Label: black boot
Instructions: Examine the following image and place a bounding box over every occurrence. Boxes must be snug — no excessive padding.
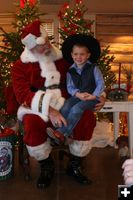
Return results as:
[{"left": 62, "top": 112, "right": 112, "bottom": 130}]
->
[
  {"left": 66, "top": 155, "right": 92, "bottom": 185},
  {"left": 37, "top": 156, "right": 54, "bottom": 189}
]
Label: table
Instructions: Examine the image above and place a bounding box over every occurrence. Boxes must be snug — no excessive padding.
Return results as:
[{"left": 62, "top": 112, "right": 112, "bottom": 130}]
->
[{"left": 100, "top": 101, "right": 133, "bottom": 157}]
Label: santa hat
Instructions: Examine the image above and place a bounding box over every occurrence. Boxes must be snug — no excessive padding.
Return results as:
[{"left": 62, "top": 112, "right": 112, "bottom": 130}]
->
[
  {"left": 62, "top": 34, "right": 101, "bottom": 64},
  {"left": 21, "top": 19, "right": 48, "bottom": 50}
]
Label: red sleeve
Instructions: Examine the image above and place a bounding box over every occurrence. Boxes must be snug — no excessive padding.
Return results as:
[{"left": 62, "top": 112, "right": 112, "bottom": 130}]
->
[{"left": 11, "top": 60, "right": 34, "bottom": 107}]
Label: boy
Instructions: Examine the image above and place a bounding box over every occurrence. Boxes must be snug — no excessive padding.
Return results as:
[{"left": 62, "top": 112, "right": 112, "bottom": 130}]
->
[{"left": 47, "top": 34, "right": 105, "bottom": 144}]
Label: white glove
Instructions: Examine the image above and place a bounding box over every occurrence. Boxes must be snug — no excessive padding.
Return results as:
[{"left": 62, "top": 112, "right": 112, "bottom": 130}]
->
[{"left": 122, "top": 159, "right": 133, "bottom": 185}]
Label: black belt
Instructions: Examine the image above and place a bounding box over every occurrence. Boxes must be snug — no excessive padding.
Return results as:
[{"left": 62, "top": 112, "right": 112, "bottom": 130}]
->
[
  {"left": 44, "top": 84, "right": 60, "bottom": 90},
  {"left": 31, "top": 84, "right": 61, "bottom": 92}
]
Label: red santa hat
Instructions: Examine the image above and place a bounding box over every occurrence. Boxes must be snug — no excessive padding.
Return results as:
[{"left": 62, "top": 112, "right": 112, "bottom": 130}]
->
[{"left": 21, "top": 19, "right": 48, "bottom": 50}]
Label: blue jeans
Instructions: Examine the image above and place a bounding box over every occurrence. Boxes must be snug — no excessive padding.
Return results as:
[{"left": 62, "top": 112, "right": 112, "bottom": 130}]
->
[{"left": 57, "top": 96, "right": 99, "bottom": 137}]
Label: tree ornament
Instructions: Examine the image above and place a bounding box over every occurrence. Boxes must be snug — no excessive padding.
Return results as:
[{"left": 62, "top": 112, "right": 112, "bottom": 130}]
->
[
  {"left": 20, "top": 0, "right": 26, "bottom": 8},
  {"left": 20, "top": 0, "right": 36, "bottom": 8}
]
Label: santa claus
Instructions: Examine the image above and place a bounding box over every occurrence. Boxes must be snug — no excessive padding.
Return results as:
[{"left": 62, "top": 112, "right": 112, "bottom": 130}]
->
[{"left": 11, "top": 19, "right": 105, "bottom": 189}]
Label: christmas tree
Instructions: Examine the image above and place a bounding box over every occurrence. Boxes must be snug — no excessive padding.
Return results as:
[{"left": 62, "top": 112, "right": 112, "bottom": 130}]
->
[
  {"left": 0, "top": 0, "right": 44, "bottom": 113},
  {"left": 58, "top": 0, "right": 94, "bottom": 40},
  {"left": 97, "top": 46, "right": 116, "bottom": 90},
  {"left": 58, "top": 0, "right": 116, "bottom": 91}
]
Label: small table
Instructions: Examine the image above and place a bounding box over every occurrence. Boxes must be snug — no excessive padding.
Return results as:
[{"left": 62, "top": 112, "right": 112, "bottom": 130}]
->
[{"left": 100, "top": 101, "right": 133, "bottom": 157}]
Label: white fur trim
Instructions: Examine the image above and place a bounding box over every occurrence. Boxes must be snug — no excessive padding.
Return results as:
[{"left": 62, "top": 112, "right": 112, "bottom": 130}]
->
[
  {"left": 21, "top": 33, "right": 37, "bottom": 50},
  {"left": 26, "top": 139, "right": 52, "bottom": 161},
  {"left": 17, "top": 105, "right": 48, "bottom": 122},
  {"left": 69, "top": 140, "right": 92, "bottom": 157},
  {"left": 44, "top": 70, "right": 60, "bottom": 87},
  {"left": 21, "top": 47, "right": 38, "bottom": 63},
  {"left": 31, "top": 90, "right": 45, "bottom": 112},
  {"left": 39, "top": 58, "right": 57, "bottom": 78},
  {"left": 41, "top": 92, "right": 52, "bottom": 118},
  {"left": 53, "top": 96, "right": 65, "bottom": 110},
  {"left": 17, "top": 90, "right": 51, "bottom": 122}
]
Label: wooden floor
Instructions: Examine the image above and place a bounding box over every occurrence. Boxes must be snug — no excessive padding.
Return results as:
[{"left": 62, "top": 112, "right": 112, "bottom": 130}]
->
[{"left": 0, "top": 146, "right": 124, "bottom": 200}]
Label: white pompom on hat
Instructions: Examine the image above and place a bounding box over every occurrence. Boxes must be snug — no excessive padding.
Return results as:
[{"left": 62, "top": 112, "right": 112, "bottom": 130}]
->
[{"left": 21, "top": 19, "right": 48, "bottom": 50}]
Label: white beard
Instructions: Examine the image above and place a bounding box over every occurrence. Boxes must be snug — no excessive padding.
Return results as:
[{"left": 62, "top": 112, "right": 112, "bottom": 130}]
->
[
  {"left": 20, "top": 44, "right": 62, "bottom": 78},
  {"left": 38, "top": 54, "right": 57, "bottom": 78}
]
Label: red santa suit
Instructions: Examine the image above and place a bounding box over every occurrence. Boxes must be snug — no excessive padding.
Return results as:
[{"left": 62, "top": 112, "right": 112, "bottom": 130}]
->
[{"left": 11, "top": 20, "right": 96, "bottom": 161}]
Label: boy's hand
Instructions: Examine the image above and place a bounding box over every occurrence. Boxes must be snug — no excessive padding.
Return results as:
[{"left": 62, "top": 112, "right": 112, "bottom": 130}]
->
[
  {"left": 75, "top": 92, "right": 96, "bottom": 101},
  {"left": 84, "top": 93, "right": 96, "bottom": 100}
]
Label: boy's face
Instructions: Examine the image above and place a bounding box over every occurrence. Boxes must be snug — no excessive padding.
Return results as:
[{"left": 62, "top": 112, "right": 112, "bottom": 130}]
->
[{"left": 71, "top": 45, "right": 90, "bottom": 66}]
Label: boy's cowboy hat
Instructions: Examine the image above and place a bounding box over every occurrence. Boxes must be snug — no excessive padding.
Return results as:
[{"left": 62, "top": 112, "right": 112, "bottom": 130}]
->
[{"left": 61, "top": 34, "right": 101, "bottom": 64}]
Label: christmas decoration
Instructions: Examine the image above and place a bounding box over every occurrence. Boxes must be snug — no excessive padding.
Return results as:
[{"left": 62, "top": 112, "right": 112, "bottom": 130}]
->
[
  {"left": 58, "top": 0, "right": 94, "bottom": 41},
  {"left": 108, "top": 63, "right": 129, "bottom": 101},
  {"left": 0, "top": 126, "right": 15, "bottom": 137},
  {"left": 97, "top": 46, "right": 116, "bottom": 91},
  {"left": 13, "top": 0, "right": 44, "bottom": 33},
  {"left": 20, "top": 0, "right": 37, "bottom": 8},
  {"left": 122, "top": 64, "right": 133, "bottom": 94}
]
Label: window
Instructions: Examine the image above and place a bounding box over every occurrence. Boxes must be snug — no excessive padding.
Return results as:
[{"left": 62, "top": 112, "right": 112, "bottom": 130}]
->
[{"left": 43, "top": 20, "right": 54, "bottom": 37}]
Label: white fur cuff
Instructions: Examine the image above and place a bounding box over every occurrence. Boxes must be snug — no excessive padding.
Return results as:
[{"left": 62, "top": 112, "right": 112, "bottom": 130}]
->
[
  {"left": 31, "top": 90, "right": 45, "bottom": 112},
  {"left": 21, "top": 33, "right": 37, "bottom": 50},
  {"left": 17, "top": 105, "right": 48, "bottom": 122},
  {"left": 69, "top": 140, "right": 92, "bottom": 157},
  {"left": 26, "top": 139, "right": 52, "bottom": 161},
  {"left": 41, "top": 92, "right": 52, "bottom": 118}
]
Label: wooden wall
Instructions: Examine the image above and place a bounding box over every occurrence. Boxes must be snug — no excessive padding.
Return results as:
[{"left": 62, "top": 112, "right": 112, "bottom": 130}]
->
[
  {"left": 0, "top": 13, "right": 14, "bottom": 47},
  {"left": 96, "top": 14, "right": 133, "bottom": 87}
]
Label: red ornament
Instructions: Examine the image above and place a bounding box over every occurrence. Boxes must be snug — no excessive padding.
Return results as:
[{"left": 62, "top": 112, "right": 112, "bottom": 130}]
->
[
  {"left": 76, "top": 10, "right": 81, "bottom": 18},
  {"left": 20, "top": 0, "right": 36, "bottom": 8},
  {"left": 69, "top": 30, "right": 76, "bottom": 35},
  {"left": 20, "top": 0, "right": 26, "bottom": 8},
  {"left": 127, "top": 84, "right": 132, "bottom": 93},
  {"left": 62, "top": 27, "right": 69, "bottom": 32},
  {"left": 0, "top": 127, "right": 15, "bottom": 137},
  {"left": 76, "top": 0, "right": 82, "bottom": 4},
  {"left": 63, "top": 3, "right": 69, "bottom": 9}
]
